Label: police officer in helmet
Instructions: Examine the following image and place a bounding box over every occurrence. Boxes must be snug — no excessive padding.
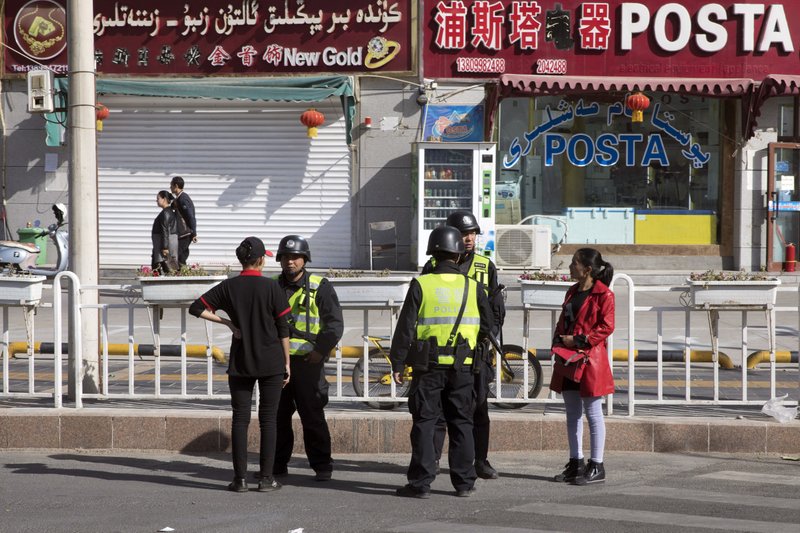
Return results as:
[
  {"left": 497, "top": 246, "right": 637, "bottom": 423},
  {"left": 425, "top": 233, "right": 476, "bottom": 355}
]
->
[
  {"left": 422, "top": 210, "right": 505, "bottom": 480},
  {"left": 391, "top": 225, "right": 494, "bottom": 498},
  {"left": 273, "top": 235, "right": 343, "bottom": 481}
]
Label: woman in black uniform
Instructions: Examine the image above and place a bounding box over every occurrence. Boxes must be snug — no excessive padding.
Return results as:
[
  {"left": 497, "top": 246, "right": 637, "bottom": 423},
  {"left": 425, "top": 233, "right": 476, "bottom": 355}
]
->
[{"left": 190, "top": 236, "right": 291, "bottom": 492}]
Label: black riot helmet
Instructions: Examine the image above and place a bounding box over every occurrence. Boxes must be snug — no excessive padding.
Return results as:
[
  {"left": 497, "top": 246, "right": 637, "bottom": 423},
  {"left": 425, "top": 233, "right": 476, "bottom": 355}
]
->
[
  {"left": 276, "top": 234, "right": 311, "bottom": 262},
  {"left": 445, "top": 211, "right": 481, "bottom": 234},
  {"left": 426, "top": 225, "right": 465, "bottom": 255}
]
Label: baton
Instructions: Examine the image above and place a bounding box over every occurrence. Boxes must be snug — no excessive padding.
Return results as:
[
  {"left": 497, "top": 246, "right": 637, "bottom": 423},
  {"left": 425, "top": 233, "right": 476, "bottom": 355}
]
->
[{"left": 487, "top": 331, "right": 514, "bottom": 379}]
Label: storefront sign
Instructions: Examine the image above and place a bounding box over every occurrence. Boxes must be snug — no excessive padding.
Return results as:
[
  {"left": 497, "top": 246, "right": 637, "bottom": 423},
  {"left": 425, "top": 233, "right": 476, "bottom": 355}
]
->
[
  {"left": 423, "top": 1, "right": 800, "bottom": 78},
  {"left": 4, "top": 0, "right": 414, "bottom": 75},
  {"left": 503, "top": 97, "right": 709, "bottom": 169},
  {"left": 423, "top": 104, "right": 485, "bottom": 142},
  {"left": 768, "top": 201, "right": 800, "bottom": 211}
]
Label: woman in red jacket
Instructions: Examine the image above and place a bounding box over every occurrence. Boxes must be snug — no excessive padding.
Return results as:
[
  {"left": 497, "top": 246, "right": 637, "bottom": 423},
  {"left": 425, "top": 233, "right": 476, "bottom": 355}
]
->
[{"left": 550, "top": 248, "right": 615, "bottom": 486}]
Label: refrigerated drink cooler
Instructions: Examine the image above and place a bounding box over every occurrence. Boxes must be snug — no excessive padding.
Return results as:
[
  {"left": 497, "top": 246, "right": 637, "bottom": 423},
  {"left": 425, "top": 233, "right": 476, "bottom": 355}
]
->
[{"left": 413, "top": 142, "right": 496, "bottom": 268}]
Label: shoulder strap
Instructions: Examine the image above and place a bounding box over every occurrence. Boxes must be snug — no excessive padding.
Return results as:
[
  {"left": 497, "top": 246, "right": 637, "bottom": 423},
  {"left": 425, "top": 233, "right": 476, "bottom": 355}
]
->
[{"left": 447, "top": 275, "right": 470, "bottom": 347}]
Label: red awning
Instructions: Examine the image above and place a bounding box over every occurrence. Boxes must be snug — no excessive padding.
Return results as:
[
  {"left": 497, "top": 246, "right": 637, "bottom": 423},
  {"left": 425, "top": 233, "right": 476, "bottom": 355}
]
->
[
  {"left": 759, "top": 75, "right": 800, "bottom": 96},
  {"left": 743, "top": 75, "right": 800, "bottom": 139},
  {"left": 499, "top": 74, "right": 755, "bottom": 97}
]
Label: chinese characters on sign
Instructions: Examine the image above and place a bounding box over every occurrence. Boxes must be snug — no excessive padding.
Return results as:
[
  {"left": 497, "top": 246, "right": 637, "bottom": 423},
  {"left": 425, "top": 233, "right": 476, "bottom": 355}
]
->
[
  {"left": 424, "top": 1, "right": 800, "bottom": 79},
  {"left": 433, "top": 1, "right": 608, "bottom": 53},
  {"left": 4, "top": 0, "right": 413, "bottom": 75}
]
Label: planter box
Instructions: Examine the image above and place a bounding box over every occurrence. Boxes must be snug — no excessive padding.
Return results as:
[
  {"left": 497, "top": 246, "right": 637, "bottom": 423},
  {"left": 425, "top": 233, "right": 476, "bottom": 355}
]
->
[
  {"left": 686, "top": 278, "right": 781, "bottom": 308},
  {"left": 329, "top": 276, "right": 413, "bottom": 306},
  {"left": 0, "top": 275, "right": 46, "bottom": 305},
  {"left": 138, "top": 275, "right": 227, "bottom": 304},
  {"left": 520, "top": 280, "right": 573, "bottom": 309}
]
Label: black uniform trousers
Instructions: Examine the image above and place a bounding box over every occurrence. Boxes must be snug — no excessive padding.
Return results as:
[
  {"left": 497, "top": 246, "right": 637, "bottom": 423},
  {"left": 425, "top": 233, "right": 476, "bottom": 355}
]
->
[
  {"left": 407, "top": 364, "right": 476, "bottom": 492},
  {"left": 228, "top": 373, "right": 284, "bottom": 480},
  {"left": 433, "top": 360, "right": 491, "bottom": 462},
  {"left": 274, "top": 357, "right": 333, "bottom": 473}
]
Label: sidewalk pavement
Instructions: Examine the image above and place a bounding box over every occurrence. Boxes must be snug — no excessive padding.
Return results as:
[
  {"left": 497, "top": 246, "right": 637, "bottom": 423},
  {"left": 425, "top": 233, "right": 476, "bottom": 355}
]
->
[{"left": 2, "top": 405, "right": 799, "bottom": 455}]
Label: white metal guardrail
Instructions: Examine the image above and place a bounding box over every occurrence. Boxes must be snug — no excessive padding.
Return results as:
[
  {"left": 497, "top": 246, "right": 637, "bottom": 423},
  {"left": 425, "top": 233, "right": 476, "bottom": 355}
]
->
[{"left": 0, "top": 272, "right": 797, "bottom": 413}]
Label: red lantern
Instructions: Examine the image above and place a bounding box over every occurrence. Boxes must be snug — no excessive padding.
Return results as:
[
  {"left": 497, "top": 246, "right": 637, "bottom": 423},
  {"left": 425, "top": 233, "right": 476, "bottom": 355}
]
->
[
  {"left": 95, "top": 103, "right": 109, "bottom": 131},
  {"left": 300, "top": 108, "right": 325, "bottom": 138},
  {"left": 626, "top": 92, "right": 650, "bottom": 123}
]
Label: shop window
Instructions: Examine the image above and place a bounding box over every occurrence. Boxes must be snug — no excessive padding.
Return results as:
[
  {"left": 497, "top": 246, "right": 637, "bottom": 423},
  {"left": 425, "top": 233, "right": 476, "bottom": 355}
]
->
[{"left": 497, "top": 93, "right": 723, "bottom": 245}]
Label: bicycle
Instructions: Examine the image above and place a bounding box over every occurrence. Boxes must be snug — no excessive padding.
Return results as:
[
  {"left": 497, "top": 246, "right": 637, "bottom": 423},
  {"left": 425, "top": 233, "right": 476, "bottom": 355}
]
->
[
  {"left": 351, "top": 335, "right": 411, "bottom": 410},
  {"left": 351, "top": 335, "right": 543, "bottom": 410}
]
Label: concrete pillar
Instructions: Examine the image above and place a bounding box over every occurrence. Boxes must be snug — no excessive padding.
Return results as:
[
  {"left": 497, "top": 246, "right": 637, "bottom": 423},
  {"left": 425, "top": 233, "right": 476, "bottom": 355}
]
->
[{"left": 67, "top": 0, "right": 99, "bottom": 395}]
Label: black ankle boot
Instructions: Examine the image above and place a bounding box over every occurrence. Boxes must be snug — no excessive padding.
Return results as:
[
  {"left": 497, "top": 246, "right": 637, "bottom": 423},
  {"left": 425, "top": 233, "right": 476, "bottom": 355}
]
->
[
  {"left": 572, "top": 459, "right": 605, "bottom": 485},
  {"left": 227, "top": 478, "right": 248, "bottom": 492},
  {"left": 554, "top": 458, "right": 585, "bottom": 482}
]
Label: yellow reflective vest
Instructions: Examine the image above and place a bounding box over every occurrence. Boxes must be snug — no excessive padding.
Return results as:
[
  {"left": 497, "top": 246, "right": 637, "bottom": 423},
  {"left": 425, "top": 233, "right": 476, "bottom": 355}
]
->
[
  {"left": 415, "top": 273, "right": 480, "bottom": 366},
  {"left": 431, "top": 253, "right": 491, "bottom": 293},
  {"left": 275, "top": 274, "right": 322, "bottom": 356}
]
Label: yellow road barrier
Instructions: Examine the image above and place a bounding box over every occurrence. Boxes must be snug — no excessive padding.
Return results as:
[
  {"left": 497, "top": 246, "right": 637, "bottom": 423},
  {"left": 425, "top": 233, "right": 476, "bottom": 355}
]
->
[
  {"left": 7, "top": 342, "right": 226, "bottom": 363},
  {"left": 746, "top": 350, "right": 795, "bottom": 369}
]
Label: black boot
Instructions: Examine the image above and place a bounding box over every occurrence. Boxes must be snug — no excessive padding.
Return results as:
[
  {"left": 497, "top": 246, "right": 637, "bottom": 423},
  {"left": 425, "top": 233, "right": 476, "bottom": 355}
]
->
[
  {"left": 553, "top": 458, "right": 585, "bottom": 482},
  {"left": 573, "top": 459, "right": 605, "bottom": 485},
  {"left": 227, "top": 478, "right": 248, "bottom": 492}
]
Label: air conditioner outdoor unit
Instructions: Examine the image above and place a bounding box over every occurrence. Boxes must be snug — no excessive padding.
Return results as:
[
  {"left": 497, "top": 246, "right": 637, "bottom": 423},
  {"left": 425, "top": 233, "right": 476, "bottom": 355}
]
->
[{"left": 495, "top": 224, "right": 551, "bottom": 269}]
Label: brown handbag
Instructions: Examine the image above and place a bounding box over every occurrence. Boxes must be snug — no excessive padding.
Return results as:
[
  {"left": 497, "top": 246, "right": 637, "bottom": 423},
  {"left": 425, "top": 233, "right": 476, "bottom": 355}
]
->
[{"left": 551, "top": 345, "right": 589, "bottom": 383}]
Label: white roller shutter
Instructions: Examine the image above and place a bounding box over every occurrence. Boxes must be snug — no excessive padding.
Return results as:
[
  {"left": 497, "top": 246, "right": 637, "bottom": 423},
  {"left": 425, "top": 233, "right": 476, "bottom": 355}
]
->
[{"left": 97, "top": 96, "right": 351, "bottom": 269}]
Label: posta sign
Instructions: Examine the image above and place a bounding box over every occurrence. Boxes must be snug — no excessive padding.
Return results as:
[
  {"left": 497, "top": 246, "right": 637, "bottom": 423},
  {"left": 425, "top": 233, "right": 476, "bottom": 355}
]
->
[
  {"left": 503, "top": 98, "right": 710, "bottom": 170},
  {"left": 423, "top": 1, "right": 800, "bottom": 79},
  {"left": 4, "top": 0, "right": 413, "bottom": 75}
]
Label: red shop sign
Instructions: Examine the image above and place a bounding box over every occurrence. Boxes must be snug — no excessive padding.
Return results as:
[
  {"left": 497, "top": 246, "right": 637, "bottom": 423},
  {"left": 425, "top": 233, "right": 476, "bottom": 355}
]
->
[
  {"left": 423, "top": 0, "right": 800, "bottom": 79},
  {"left": 4, "top": 0, "right": 414, "bottom": 75}
]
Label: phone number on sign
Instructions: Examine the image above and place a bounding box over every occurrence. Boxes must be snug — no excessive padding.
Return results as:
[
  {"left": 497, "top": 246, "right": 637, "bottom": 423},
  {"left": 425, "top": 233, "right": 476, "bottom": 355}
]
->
[
  {"left": 455, "top": 57, "right": 506, "bottom": 74},
  {"left": 536, "top": 59, "right": 567, "bottom": 74}
]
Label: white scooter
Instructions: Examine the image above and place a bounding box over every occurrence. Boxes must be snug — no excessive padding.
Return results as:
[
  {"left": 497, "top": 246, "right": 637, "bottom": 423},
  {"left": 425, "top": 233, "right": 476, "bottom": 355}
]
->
[{"left": 0, "top": 203, "right": 68, "bottom": 276}]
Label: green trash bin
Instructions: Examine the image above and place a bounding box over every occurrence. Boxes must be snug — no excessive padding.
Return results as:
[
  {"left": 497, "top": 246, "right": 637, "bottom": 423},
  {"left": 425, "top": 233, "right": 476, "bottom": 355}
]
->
[{"left": 16, "top": 227, "right": 48, "bottom": 265}]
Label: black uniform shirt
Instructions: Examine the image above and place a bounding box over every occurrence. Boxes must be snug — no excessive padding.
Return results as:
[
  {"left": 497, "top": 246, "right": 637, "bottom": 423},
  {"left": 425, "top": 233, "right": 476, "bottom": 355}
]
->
[
  {"left": 277, "top": 270, "right": 344, "bottom": 356},
  {"left": 390, "top": 260, "right": 494, "bottom": 372},
  {"left": 189, "top": 270, "right": 291, "bottom": 377}
]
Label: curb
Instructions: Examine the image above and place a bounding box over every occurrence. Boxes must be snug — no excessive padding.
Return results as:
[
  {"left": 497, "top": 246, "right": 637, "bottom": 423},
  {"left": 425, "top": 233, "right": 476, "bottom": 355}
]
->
[{"left": 2, "top": 410, "right": 799, "bottom": 455}]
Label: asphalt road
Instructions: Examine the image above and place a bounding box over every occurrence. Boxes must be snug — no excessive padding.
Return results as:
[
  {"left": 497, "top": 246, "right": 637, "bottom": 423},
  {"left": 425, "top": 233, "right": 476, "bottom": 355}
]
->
[{"left": 2, "top": 450, "right": 799, "bottom": 533}]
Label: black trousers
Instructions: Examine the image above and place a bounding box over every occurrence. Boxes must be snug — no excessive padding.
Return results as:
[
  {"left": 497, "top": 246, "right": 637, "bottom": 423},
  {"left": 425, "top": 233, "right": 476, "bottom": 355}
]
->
[
  {"left": 407, "top": 365, "right": 476, "bottom": 492},
  {"left": 177, "top": 237, "right": 192, "bottom": 266},
  {"left": 434, "top": 361, "right": 491, "bottom": 462},
  {"left": 274, "top": 358, "right": 332, "bottom": 473},
  {"left": 228, "top": 373, "right": 284, "bottom": 480}
]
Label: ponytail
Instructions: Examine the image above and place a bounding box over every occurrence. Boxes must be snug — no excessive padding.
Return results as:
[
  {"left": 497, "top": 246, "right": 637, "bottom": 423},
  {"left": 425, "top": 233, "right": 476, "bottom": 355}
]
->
[
  {"left": 575, "top": 247, "right": 614, "bottom": 286},
  {"left": 597, "top": 260, "right": 614, "bottom": 286}
]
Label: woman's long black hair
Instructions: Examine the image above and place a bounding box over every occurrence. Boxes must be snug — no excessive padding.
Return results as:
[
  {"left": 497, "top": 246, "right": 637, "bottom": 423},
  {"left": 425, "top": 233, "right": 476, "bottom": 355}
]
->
[{"left": 575, "top": 247, "right": 614, "bottom": 286}]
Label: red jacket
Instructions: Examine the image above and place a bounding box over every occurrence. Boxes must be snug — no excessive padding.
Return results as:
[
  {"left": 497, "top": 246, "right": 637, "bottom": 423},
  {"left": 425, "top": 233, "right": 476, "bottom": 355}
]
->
[{"left": 549, "top": 280, "right": 615, "bottom": 397}]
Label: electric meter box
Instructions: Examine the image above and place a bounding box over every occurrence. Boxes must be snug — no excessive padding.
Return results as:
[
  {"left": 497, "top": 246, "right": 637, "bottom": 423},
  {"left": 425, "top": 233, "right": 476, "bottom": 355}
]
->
[{"left": 27, "top": 70, "right": 55, "bottom": 113}]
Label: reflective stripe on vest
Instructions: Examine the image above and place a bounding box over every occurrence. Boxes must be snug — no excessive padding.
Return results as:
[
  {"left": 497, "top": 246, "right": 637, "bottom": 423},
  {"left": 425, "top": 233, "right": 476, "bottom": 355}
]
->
[
  {"left": 416, "top": 273, "right": 480, "bottom": 366},
  {"left": 275, "top": 274, "right": 322, "bottom": 356}
]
